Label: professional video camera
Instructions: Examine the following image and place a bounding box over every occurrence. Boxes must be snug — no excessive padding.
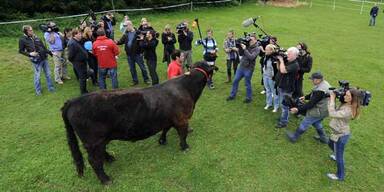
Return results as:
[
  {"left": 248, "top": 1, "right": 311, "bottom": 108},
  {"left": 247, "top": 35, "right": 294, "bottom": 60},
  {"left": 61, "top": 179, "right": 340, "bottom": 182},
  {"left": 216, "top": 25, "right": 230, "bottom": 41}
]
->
[
  {"left": 271, "top": 47, "right": 288, "bottom": 63},
  {"left": 136, "top": 29, "right": 160, "bottom": 40},
  {"left": 176, "top": 22, "right": 187, "bottom": 34},
  {"left": 328, "top": 80, "right": 372, "bottom": 106},
  {"left": 235, "top": 32, "right": 254, "bottom": 47},
  {"left": 39, "top": 21, "right": 59, "bottom": 33}
]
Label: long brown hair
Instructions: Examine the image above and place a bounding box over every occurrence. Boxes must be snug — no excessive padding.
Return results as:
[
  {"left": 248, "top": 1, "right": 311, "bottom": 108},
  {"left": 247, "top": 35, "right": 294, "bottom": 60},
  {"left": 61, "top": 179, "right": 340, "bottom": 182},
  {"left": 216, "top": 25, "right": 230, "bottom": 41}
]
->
[{"left": 349, "top": 88, "right": 362, "bottom": 119}]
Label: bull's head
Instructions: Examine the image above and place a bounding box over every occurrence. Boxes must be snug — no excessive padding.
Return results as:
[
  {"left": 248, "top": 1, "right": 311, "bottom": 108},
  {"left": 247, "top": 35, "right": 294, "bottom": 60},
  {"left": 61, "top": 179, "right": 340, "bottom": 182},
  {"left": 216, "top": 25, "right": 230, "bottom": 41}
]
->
[{"left": 191, "top": 61, "right": 219, "bottom": 79}]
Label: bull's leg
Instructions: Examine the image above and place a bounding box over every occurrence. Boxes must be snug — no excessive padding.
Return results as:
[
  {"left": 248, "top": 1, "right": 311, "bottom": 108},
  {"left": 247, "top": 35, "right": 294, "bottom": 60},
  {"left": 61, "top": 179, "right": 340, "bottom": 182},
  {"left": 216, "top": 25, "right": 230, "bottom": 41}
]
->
[
  {"left": 86, "top": 145, "right": 112, "bottom": 185},
  {"left": 175, "top": 124, "right": 189, "bottom": 151},
  {"left": 103, "top": 145, "right": 115, "bottom": 163},
  {"left": 159, "top": 126, "right": 171, "bottom": 145}
]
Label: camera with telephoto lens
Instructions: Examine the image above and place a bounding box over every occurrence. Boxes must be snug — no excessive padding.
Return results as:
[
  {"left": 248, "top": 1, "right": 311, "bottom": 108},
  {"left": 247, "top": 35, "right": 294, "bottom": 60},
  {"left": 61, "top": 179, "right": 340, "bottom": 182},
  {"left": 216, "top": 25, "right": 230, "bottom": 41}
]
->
[
  {"left": 327, "top": 80, "right": 372, "bottom": 106},
  {"left": 176, "top": 22, "right": 187, "bottom": 34},
  {"left": 39, "top": 21, "right": 59, "bottom": 33}
]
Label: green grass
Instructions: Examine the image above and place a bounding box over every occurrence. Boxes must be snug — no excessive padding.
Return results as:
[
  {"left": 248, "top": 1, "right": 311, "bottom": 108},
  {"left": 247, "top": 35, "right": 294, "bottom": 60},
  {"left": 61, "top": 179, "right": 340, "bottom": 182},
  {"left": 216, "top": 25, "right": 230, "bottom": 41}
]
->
[{"left": 1, "top": 2, "right": 384, "bottom": 191}]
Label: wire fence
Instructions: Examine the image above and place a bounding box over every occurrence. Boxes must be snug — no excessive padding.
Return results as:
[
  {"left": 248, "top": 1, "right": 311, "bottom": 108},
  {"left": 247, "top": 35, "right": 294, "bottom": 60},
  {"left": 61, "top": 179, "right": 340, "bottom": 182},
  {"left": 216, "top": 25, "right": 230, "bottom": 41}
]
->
[{"left": 305, "top": 0, "right": 382, "bottom": 14}]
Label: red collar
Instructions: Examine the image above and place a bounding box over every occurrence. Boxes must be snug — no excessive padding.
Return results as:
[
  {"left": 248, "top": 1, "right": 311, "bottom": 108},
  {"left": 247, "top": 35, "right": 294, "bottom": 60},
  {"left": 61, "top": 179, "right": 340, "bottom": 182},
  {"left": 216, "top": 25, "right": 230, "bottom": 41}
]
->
[{"left": 194, "top": 67, "right": 209, "bottom": 80}]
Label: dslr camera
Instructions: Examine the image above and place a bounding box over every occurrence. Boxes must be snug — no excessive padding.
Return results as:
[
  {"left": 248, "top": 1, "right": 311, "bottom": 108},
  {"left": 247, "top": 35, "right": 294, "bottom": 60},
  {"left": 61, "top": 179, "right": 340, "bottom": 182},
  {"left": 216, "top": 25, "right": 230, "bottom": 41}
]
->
[
  {"left": 39, "top": 21, "right": 59, "bottom": 33},
  {"left": 176, "top": 22, "right": 187, "bottom": 34}
]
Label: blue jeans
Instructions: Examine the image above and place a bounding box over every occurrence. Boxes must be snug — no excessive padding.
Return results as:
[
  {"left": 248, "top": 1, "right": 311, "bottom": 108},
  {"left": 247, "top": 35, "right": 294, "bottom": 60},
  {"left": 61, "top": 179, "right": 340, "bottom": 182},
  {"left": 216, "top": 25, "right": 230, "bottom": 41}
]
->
[
  {"left": 98, "top": 67, "right": 118, "bottom": 89},
  {"left": 369, "top": 16, "right": 376, "bottom": 26},
  {"left": 328, "top": 135, "right": 350, "bottom": 180},
  {"left": 32, "top": 59, "right": 55, "bottom": 94},
  {"left": 296, "top": 116, "right": 326, "bottom": 137},
  {"left": 229, "top": 67, "right": 254, "bottom": 100},
  {"left": 278, "top": 88, "right": 292, "bottom": 125},
  {"left": 127, "top": 54, "right": 149, "bottom": 83},
  {"left": 263, "top": 76, "right": 279, "bottom": 109}
]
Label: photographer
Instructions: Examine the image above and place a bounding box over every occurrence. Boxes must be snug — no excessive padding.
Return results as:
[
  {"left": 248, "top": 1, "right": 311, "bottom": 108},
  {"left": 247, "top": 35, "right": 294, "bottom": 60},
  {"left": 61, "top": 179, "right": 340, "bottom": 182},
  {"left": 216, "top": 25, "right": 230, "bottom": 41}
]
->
[
  {"left": 196, "top": 29, "right": 218, "bottom": 89},
  {"left": 261, "top": 44, "right": 279, "bottom": 112},
  {"left": 275, "top": 47, "right": 300, "bottom": 128},
  {"left": 177, "top": 20, "right": 194, "bottom": 71},
  {"left": 161, "top": 24, "right": 176, "bottom": 65},
  {"left": 286, "top": 72, "right": 330, "bottom": 143},
  {"left": 19, "top": 25, "right": 55, "bottom": 96},
  {"left": 226, "top": 34, "right": 260, "bottom": 103},
  {"left": 116, "top": 20, "right": 150, "bottom": 86},
  {"left": 223, "top": 30, "right": 239, "bottom": 83},
  {"left": 43, "top": 21, "right": 70, "bottom": 84},
  {"left": 259, "top": 36, "right": 278, "bottom": 94},
  {"left": 139, "top": 30, "right": 159, "bottom": 85},
  {"left": 101, "top": 12, "right": 116, "bottom": 40},
  {"left": 326, "top": 88, "right": 362, "bottom": 181},
  {"left": 293, "top": 42, "right": 312, "bottom": 98},
  {"left": 67, "top": 28, "right": 89, "bottom": 95}
]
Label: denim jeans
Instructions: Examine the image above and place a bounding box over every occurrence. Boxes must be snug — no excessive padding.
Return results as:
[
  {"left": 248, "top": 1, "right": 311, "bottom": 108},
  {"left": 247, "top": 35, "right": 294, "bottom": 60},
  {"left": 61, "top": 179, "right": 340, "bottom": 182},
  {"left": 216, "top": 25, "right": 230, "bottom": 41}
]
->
[
  {"left": 32, "top": 59, "right": 55, "bottom": 94},
  {"left": 328, "top": 134, "right": 350, "bottom": 180},
  {"left": 98, "top": 67, "right": 118, "bottom": 89},
  {"left": 278, "top": 88, "right": 292, "bottom": 125},
  {"left": 146, "top": 59, "right": 159, "bottom": 85},
  {"left": 127, "top": 54, "right": 149, "bottom": 83},
  {"left": 296, "top": 116, "right": 326, "bottom": 137},
  {"left": 229, "top": 67, "right": 254, "bottom": 100},
  {"left": 263, "top": 76, "right": 279, "bottom": 109},
  {"left": 369, "top": 16, "right": 376, "bottom": 26}
]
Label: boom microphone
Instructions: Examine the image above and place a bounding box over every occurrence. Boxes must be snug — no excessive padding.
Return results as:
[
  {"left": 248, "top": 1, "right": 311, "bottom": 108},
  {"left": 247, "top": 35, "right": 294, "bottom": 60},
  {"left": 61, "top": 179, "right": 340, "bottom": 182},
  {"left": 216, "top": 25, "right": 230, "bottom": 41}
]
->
[{"left": 242, "top": 16, "right": 261, "bottom": 27}]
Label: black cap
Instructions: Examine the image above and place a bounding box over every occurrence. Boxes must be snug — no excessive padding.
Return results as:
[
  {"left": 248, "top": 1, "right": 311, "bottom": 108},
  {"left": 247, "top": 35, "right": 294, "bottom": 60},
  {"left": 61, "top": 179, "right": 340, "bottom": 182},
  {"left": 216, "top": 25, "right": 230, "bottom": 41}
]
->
[{"left": 309, "top": 71, "right": 323, "bottom": 80}]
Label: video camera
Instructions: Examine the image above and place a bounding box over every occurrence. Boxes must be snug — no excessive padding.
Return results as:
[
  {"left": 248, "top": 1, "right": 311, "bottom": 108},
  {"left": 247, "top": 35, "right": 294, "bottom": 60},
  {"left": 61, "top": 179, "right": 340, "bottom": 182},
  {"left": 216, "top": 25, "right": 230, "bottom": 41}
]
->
[
  {"left": 328, "top": 80, "right": 372, "bottom": 106},
  {"left": 136, "top": 29, "right": 160, "bottom": 40},
  {"left": 176, "top": 22, "right": 187, "bottom": 34},
  {"left": 235, "top": 32, "right": 254, "bottom": 47},
  {"left": 39, "top": 21, "right": 59, "bottom": 33}
]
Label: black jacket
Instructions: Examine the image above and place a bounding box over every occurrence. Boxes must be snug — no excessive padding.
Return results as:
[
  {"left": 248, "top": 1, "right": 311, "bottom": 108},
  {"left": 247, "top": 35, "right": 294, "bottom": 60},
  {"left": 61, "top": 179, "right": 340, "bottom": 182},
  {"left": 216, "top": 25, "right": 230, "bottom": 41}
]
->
[
  {"left": 18, "top": 35, "right": 49, "bottom": 61},
  {"left": 161, "top": 32, "right": 176, "bottom": 52},
  {"left": 67, "top": 38, "right": 88, "bottom": 63},
  {"left": 276, "top": 59, "right": 299, "bottom": 93},
  {"left": 297, "top": 91, "right": 326, "bottom": 114},
  {"left": 297, "top": 53, "right": 312, "bottom": 79},
  {"left": 177, "top": 30, "right": 193, "bottom": 51},
  {"left": 140, "top": 38, "right": 158, "bottom": 60},
  {"left": 117, "top": 30, "right": 143, "bottom": 56},
  {"left": 101, "top": 15, "right": 116, "bottom": 39},
  {"left": 370, "top": 6, "right": 379, "bottom": 17}
]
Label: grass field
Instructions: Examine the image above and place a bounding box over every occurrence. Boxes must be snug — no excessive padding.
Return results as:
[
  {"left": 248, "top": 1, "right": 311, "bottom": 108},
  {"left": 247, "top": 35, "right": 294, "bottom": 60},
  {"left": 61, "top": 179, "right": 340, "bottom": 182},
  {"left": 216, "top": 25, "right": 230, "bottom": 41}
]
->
[{"left": 0, "top": 1, "right": 383, "bottom": 191}]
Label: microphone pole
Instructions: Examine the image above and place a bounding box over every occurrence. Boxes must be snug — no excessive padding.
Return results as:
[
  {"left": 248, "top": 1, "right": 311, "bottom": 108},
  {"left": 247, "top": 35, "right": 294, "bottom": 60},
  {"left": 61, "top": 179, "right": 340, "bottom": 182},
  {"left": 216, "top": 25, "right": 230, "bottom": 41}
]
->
[{"left": 194, "top": 18, "right": 205, "bottom": 49}]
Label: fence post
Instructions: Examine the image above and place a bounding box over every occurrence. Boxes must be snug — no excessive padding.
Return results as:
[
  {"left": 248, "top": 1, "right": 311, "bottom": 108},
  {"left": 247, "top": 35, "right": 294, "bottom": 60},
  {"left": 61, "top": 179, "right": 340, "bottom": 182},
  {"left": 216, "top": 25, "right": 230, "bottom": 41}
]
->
[
  {"left": 360, "top": 0, "right": 364, "bottom": 14},
  {"left": 310, "top": 0, "right": 312, "bottom": 8},
  {"left": 191, "top": 0, "right": 193, "bottom": 11},
  {"left": 239, "top": 0, "right": 242, "bottom": 6},
  {"left": 333, "top": 0, "right": 336, "bottom": 10}
]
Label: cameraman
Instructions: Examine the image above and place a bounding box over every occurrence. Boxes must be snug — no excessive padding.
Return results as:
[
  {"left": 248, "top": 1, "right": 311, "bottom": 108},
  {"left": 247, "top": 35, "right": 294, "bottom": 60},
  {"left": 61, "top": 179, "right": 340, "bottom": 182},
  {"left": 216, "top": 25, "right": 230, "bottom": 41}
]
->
[
  {"left": 101, "top": 12, "right": 116, "bottom": 40},
  {"left": 177, "top": 21, "right": 194, "bottom": 71},
  {"left": 293, "top": 42, "right": 312, "bottom": 98},
  {"left": 275, "top": 47, "right": 300, "bottom": 128},
  {"left": 116, "top": 20, "right": 150, "bottom": 86},
  {"left": 226, "top": 34, "right": 260, "bottom": 103},
  {"left": 43, "top": 21, "right": 70, "bottom": 84},
  {"left": 19, "top": 25, "right": 55, "bottom": 96},
  {"left": 286, "top": 72, "right": 330, "bottom": 143}
]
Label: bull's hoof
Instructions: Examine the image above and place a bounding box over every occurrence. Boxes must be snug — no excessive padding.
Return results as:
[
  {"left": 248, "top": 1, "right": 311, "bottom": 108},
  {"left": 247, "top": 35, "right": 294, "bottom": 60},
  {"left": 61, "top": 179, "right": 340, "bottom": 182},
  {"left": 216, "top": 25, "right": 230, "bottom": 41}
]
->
[
  {"left": 158, "top": 139, "right": 167, "bottom": 145},
  {"left": 100, "top": 176, "right": 112, "bottom": 185},
  {"left": 181, "top": 144, "right": 189, "bottom": 151},
  {"left": 101, "top": 179, "right": 113, "bottom": 185}
]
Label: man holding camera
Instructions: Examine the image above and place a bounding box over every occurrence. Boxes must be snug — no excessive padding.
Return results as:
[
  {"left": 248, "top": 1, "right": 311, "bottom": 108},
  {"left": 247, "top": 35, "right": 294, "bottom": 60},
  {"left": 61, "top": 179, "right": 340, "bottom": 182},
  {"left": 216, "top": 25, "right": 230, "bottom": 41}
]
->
[
  {"left": 286, "top": 72, "right": 330, "bottom": 143},
  {"left": 116, "top": 20, "right": 150, "bottom": 86},
  {"left": 177, "top": 21, "right": 194, "bottom": 71},
  {"left": 275, "top": 47, "right": 300, "bottom": 128},
  {"left": 101, "top": 12, "right": 116, "bottom": 40},
  {"left": 19, "top": 25, "right": 55, "bottom": 96},
  {"left": 226, "top": 34, "right": 260, "bottom": 103},
  {"left": 43, "top": 22, "right": 70, "bottom": 85}
]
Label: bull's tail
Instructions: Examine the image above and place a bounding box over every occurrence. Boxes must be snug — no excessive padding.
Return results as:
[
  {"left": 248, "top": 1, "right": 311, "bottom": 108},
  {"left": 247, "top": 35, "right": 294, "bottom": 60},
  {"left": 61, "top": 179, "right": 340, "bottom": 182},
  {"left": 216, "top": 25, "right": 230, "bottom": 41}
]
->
[{"left": 62, "top": 102, "right": 84, "bottom": 177}]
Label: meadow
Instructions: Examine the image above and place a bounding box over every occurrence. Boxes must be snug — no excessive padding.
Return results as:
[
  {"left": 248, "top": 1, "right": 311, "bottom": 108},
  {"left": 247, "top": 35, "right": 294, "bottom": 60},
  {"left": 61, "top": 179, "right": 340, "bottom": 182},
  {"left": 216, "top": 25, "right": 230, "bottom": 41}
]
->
[{"left": 0, "top": 1, "right": 383, "bottom": 191}]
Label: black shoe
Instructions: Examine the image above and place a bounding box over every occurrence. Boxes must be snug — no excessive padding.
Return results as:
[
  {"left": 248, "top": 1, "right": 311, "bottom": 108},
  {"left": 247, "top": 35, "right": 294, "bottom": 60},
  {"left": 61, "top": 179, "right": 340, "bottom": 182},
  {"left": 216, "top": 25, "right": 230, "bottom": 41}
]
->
[
  {"left": 144, "top": 80, "right": 151, "bottom": 85},
  {"left": 275, "top": 123, "right": 287, "bottom": 128},
  {"left": 243, "top": 99, "right": 252, "bottom": 103},
  {"left": 131, "top": 82, "right": 139, "bottom": 86},
  {"left": 286, "top": 131, "right": 297, "bottom": 143},
  {"left": 226, "top": 96, "right": 235, "bottom": 101}
]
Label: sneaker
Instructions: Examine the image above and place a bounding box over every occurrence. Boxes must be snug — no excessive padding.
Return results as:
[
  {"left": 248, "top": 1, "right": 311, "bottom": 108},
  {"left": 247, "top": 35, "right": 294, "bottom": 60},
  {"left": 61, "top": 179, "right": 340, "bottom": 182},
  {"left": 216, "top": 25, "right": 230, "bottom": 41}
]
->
[
  {"left": 188, "top": 127, "right": 194, "bottom": 133},
  {"left": 62, "top": 76, "right": 71, "bottom": 80},
  {"left": 329, "top": 154, "right": 336, "bottom": 161},
  {"left": 326, "top": 173, "right": 341, "bottom": 181},
  {"left": 144, "top": 80, "right": 151, "bottom": 85},
  {"left": 56, "top": 80, "right": 64, "bottom": 85},
  {"left": 260, "top": 90, "right": 266, "bottom": 94},
  {"left": 272, "top": 108, "right": 278, "bottom": 113},
  {"left": 313, "top": 135, "right": 329, "bottom": 144},
  {"left": 264, "top": 105, "right": 271, "bottom": 110},
  {"left": 209, "top": 84, "right": 215, "bottom": 89},
  {"left": 243, "top": 99, "right": 252, "bottom": 103},
  {"left": 275, "top": 123, "right": 287, "bottom": 128},
  {"left": 286, "top": 131, "right": 297, "bottom": 143},
  {"left": 226, "top": 96, "right": 235, "bottom": 101},
  {"left": 35, "top": 92, "right": 42, "bottom": 96}
]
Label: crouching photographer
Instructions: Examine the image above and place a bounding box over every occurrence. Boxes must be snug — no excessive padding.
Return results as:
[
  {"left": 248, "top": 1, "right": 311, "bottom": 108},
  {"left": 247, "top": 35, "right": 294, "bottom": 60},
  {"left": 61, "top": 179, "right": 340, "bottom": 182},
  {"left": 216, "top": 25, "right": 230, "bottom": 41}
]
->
[
  {"left": 286, "top": 71, "right": 331, "bottom": 143},
  {"left": 325, "top": 82, "right": 370, "bottom": 181}
]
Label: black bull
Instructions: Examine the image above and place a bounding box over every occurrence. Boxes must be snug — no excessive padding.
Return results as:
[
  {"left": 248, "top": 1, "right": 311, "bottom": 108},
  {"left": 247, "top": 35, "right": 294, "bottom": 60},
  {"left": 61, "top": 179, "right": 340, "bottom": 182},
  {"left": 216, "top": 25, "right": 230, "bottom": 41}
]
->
[{"left": 61, "top": 61, "right": 217, "bottom": 184}]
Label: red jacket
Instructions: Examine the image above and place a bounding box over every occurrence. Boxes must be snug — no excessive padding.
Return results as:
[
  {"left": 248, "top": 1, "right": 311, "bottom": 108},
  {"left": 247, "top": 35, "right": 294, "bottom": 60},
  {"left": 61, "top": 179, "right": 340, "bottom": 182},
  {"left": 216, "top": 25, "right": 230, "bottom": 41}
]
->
[
  {"left": 92, "top": 36, "right": 120, "bottom": 68},
  {"left": 167, "top": 60, "right": 183, "bottom": 79}
]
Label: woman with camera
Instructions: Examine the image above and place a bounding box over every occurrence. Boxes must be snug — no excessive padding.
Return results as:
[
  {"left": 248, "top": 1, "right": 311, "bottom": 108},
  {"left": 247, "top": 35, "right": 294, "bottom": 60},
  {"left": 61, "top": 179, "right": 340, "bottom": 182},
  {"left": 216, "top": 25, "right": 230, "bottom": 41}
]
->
[
  {"left": 326, "top": 89, "right": 362, "bottom": 181},
  {"left": 196, "top": 29, "right": 218, "bottom": 89},
  {"left": 140, "top": 30, "right": 159, "bottom": 85},
  {"left": 261, "top": 44, "right": 279, "bottom": 112},
  {"left": 161, "top": 24, "right": 176, "bottom": 65}
]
